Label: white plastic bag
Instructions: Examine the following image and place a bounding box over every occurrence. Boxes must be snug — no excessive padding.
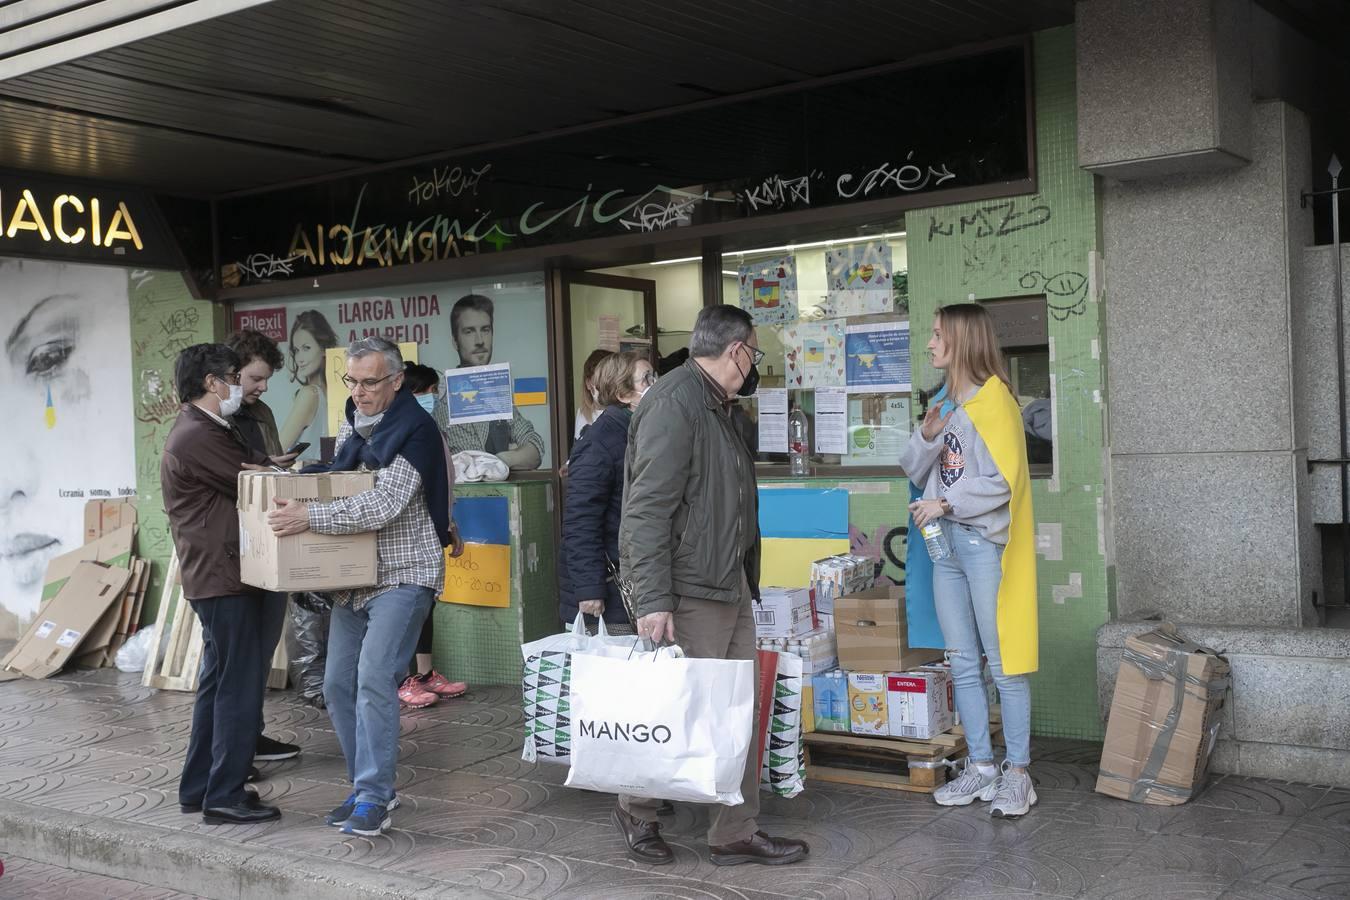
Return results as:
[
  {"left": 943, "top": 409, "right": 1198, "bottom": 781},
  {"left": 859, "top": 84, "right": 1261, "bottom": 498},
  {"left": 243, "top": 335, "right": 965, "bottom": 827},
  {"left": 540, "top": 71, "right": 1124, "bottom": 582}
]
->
[
  {"left": 520, "top": 614, "right": 639, "bottom": 763},
  {"left": 564, "top": 648, "right": 755, "bottom": 806},
  {"left": 114, "top": 627, "right": 156, "bottom": 673}
]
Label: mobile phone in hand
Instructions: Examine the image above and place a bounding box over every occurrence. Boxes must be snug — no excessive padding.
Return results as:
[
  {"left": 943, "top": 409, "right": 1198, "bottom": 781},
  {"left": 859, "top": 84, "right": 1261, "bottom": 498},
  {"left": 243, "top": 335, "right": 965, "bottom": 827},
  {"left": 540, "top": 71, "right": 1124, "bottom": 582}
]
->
[{"left": 287, "top": 441, "right": 311, "bottom": 456}]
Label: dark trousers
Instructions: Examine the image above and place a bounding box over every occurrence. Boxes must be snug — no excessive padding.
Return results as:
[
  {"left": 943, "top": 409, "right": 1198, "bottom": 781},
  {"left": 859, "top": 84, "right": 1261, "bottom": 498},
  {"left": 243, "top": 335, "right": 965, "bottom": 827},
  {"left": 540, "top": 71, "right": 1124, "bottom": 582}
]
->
[
  {"left": 179, "top": 593, "right": 269, "bottom": 809},
  {"left": 256, "top": 591, "right": 288, "bottom": 737}
]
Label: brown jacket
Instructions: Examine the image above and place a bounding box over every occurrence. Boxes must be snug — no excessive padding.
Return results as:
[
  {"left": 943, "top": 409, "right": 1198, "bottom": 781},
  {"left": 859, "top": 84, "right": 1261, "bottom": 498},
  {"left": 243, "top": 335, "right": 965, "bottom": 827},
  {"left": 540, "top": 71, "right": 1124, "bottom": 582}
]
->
[
  {"left": 161, "top": 404, "right": 269, "bottom": 600},
  {"left": 232, "top": 398, "right": 283, "bottom": 458}
]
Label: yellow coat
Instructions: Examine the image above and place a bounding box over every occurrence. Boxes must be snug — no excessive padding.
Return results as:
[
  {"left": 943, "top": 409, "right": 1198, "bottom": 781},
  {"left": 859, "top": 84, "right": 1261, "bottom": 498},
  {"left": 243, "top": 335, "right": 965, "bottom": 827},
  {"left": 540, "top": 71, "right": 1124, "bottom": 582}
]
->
[{"left": 962, "top": 377, "right": 1039, "bottom": 675}]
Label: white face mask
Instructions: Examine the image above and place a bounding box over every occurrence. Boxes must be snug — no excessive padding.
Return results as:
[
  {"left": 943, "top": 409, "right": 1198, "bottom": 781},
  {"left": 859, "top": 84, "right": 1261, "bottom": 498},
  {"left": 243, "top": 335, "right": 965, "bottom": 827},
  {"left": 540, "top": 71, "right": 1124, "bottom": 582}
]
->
[
  {"left": 219, "top": 383, "right": 244, "bottom": 418},
  {"left": 354, "top": 410, "right": 385, "bottom": 438}
]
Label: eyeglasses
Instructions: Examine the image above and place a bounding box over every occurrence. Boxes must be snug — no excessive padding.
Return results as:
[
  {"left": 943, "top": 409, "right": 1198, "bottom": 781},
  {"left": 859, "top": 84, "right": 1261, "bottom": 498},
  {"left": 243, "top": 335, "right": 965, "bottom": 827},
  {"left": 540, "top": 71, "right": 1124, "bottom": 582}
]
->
[
  {"left": 638, "top": 371, "right": 658, "bottom": 387},
  {"left": 214, "top": 371, "right": 241, "bottom": 386},
  {"left": 741, "top": 344, "right": 766, "bottom": 366},
  {"left": 341, "top": 372, "right": 398, "bottom": 391}
]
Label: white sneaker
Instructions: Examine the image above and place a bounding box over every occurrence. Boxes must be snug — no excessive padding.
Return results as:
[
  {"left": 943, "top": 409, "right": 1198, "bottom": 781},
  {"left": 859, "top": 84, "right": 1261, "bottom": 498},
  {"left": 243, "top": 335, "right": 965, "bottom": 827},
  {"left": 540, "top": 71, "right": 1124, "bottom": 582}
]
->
[
  {"left": 989, "top": 764, "right": 1037, "bottom": 818},
  {"left": 933, "top": 760, "right": 1000, "bottom": 807}
]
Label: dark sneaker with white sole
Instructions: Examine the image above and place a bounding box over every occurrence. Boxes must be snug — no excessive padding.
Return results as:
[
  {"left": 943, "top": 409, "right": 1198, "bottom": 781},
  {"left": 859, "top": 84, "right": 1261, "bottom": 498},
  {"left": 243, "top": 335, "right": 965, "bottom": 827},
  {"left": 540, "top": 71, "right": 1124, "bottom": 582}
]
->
[
  {"left": 341, "top": 802, "right": 391, "bottom": 836},
  {"left": 326, "top": 792, "right": 400, "bottom": 828},
  {"left": 254, "top": 735, "right": 300, "bottom": 761}
]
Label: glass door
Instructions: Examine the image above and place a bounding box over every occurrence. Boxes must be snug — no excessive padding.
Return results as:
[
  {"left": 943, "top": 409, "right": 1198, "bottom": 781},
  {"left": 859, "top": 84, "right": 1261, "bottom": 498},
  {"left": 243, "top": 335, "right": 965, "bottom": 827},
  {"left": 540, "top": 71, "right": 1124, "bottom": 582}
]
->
[{"left": 559, "top": 270, "right": 658, "bottom": 452}]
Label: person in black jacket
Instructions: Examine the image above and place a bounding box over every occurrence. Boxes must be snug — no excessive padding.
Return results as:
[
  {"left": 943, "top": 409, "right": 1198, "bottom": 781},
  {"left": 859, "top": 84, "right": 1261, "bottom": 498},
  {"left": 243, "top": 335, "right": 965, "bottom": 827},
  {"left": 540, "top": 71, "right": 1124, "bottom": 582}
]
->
[{"left": 558, "top": 351, "right": 656, "bottom": 632}]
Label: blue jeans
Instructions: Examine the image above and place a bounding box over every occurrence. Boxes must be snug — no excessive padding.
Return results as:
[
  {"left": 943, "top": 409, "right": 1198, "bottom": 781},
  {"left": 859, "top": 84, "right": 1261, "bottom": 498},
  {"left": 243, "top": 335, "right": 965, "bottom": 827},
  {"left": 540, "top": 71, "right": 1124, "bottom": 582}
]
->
[
  {"left": 324, "top": 584, "right": 435, "bottom": 805},
  {"left": 932, "top": 521, "right": 1032, "bottom": 768}
]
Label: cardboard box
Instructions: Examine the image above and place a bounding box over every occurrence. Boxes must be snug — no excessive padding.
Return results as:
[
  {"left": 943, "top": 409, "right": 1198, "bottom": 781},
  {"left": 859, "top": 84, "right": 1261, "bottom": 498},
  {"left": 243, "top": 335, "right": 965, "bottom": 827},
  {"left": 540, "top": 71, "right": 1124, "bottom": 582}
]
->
[
  {"left": 847, "top": 672, "right": 889, "bottom": 736},
  {"left": 40, "top": 524, "right": 136, "bottom": 609},
  {"left": 887, "top": 669, "right": 955, "bottom": 739},
  {"left": 835, "top": 585, "right": 943, "bottom": 673},
  {"left": 84, "top": 499, "right": 137, "bottom": 544},
  {"left": 237, "top": 471, "right": 378, "bottom": 591},
  {"left": 812, "top": 669, "right": 850, "bottom": 733},
  {"left": 754, "top": 587, "right": 816, "bottom": 639},
  {"left": 2, "top": 561, "right": 132, "bottom": 678},
  {"left": 810, "top": 555, "right": 877, "bottom": 616},
  {"left": 1096, "top": 625, "right": 1231, "bottom": 806}
]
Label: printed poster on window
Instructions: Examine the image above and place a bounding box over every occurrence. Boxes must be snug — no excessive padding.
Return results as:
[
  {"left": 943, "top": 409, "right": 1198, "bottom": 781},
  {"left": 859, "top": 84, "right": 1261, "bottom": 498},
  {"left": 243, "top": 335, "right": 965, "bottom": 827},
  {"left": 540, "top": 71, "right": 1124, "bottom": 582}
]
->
[
  {"left": 445, "top": 363, "right": 513, "bottom": 424},
  {"left": 783, "top": 319, "right": 845, "bottom": 388},
  {"left": 844, "top": 396, "right": 911, "bottom": 466},
  {"left": 737, "top": 255, "right": 798, "bottom": 326},
  {"left": 845, "top": 322, "right": 911, "bottom": 393},
  {"left": 826, "top": 241, "right": 894, "bottom": 316}
]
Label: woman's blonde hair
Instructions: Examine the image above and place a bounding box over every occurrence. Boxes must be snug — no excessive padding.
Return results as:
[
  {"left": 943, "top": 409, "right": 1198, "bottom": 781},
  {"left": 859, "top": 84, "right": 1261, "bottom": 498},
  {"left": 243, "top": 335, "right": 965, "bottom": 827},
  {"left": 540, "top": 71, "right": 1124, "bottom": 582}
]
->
[
  {"left": 593, "top": 351, "right": 646, "bottom": 407},
  {"left": 578, "top": 348, "right": 613, "bottom": 418},
  {"left": 936, "top": 303, "right": 1012, "bottom": 393}
]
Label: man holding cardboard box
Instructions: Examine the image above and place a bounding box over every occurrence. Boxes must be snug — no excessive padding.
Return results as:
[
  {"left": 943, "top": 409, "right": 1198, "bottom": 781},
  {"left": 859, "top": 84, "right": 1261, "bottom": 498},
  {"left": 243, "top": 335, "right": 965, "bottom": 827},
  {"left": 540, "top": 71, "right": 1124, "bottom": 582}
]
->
[
  {"left": 266, "top": 336, "right": 452, "bottom": 838},
  {"left": 161, "top": 343, "right": 286, "bottom": 825},
  {"left": 226, "top": 328, "right": 304, "bottom": 765},
  {"left": 616, "top": 305, "right": 807, "bottom": 868}
]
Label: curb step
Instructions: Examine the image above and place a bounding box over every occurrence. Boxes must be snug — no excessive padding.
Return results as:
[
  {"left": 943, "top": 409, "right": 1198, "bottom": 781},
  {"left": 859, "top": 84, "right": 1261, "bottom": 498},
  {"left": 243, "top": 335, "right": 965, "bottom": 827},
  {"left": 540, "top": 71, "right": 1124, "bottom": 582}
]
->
[{"left": 0, "top": 799, "right": 505, "bottom": 900}]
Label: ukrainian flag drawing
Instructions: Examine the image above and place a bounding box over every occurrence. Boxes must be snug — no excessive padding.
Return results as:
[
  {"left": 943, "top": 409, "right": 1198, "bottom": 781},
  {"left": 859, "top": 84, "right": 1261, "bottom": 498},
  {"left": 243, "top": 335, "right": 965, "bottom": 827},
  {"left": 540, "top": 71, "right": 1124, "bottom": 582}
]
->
[
  {"left": 513, "top": 376, "right": 547, "bottom": 407},
  {"left": 757, "top": 488, "right": 850, "bottom": 587}
]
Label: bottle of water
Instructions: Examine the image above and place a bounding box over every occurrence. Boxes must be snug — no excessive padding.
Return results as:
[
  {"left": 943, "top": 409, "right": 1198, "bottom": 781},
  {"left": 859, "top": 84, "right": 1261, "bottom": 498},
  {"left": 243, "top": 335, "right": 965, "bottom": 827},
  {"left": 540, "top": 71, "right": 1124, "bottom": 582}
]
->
[
  {"left": 789, "top": 406, "right": 810, "bottom": 476},
  {"left": 921, "top": 520, "right": 952, "bottom": 562}
]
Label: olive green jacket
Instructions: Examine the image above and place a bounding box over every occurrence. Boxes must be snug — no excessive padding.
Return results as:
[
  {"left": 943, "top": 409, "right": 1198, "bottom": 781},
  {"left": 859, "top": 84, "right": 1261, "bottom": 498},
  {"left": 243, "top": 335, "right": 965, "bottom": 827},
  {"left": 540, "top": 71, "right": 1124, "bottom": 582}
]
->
[{"left": 619, "top": 360, "right": 761, "bottom": 619}]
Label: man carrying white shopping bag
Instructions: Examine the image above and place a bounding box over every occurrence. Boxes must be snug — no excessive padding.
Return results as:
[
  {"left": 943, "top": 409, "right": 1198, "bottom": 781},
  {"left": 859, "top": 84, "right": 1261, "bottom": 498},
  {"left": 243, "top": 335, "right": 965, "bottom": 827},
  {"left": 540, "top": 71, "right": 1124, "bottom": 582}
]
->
[{"left": 614, "top": 305, "right": 809, "bottom": 867}]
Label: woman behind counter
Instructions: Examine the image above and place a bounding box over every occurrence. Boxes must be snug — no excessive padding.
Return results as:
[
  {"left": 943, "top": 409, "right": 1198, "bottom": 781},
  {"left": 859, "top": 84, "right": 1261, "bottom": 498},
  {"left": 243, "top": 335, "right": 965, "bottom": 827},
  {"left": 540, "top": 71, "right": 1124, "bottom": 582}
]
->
[
  {"left": 558, "top": 351, "right": 656, "bottom": 634},
  {"left": 900, "top": 303, "right": 1039, "bottom": 819}
]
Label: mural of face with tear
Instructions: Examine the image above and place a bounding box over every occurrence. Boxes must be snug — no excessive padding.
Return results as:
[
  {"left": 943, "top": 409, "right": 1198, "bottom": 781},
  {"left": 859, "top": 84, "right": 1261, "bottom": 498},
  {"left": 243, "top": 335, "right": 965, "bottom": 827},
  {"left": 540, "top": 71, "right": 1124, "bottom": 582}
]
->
[{"left": 0, "top": 259, "right": 135, "bottom": 630}]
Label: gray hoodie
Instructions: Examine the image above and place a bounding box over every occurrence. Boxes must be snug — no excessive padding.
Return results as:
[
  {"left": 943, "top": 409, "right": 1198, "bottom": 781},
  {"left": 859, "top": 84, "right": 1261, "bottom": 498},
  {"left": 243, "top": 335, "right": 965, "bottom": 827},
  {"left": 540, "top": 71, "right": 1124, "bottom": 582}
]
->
[{"left": 899, "top": 406, "right": 1011, "bottom": 545}]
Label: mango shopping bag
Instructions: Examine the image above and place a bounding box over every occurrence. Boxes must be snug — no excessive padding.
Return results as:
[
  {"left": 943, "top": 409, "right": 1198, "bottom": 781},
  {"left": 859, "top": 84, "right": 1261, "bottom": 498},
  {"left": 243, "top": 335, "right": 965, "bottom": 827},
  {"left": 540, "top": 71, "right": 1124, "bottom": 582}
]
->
[{"left": 564, "top": 648, "right": 755, "bottom": 805}]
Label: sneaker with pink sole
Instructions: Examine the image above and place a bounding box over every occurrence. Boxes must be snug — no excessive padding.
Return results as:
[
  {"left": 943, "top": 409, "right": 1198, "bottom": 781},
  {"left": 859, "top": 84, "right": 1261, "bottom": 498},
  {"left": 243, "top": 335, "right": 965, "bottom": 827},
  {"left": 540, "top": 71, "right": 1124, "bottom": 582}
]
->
[
  {"left": 419, "top": 671, "right": 468, "bottom": 698},
  {"left": 398, "top": 676, "right": 438, "bottom": 708}
]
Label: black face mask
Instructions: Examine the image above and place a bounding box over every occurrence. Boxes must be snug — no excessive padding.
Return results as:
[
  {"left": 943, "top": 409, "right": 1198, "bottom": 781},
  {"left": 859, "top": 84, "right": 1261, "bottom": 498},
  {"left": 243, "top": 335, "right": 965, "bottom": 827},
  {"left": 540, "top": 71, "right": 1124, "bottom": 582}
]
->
[{"left": 734, "top": 345, "right": 760, "bottom": 397}]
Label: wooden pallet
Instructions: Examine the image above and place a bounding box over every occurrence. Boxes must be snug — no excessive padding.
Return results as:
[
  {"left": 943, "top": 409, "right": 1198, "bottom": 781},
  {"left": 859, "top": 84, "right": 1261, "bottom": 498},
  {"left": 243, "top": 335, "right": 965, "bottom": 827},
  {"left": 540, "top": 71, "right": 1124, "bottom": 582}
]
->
[
  {"left": 141, "top": 554, "right": 205, "bottom": 692},
  {"left": 804, "top": 717, "right": 1005, "bottom": 794}
]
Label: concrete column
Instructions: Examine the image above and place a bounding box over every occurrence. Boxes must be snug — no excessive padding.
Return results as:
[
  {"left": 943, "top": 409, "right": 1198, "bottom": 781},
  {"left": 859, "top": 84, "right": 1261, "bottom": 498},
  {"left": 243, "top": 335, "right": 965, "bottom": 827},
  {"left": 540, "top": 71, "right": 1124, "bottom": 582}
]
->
[
  {"left": 1077, "top": 0, "right": 1252, "bottom": 177},
  {"left": 1101, "top": 99, "right": 1318, "bottom": 627}
]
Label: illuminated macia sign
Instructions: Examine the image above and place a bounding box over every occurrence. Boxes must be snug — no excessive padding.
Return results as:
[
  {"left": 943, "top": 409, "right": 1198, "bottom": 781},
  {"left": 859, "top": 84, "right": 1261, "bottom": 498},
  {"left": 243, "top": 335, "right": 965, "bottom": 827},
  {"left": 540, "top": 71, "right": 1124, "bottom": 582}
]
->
[{"left": 0, "top": 186, "right": 143, "bottom": 249}]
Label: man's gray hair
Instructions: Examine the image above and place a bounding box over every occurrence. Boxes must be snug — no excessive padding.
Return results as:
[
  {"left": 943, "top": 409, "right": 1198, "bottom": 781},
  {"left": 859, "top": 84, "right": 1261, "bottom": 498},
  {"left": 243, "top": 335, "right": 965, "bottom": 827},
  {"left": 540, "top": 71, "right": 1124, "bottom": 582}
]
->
[
  {"left": 688, "top": 305, "right": 754, "bottom": 359},
  {"left": 347, "top": 336, "right": 404, "bottom": 376}
]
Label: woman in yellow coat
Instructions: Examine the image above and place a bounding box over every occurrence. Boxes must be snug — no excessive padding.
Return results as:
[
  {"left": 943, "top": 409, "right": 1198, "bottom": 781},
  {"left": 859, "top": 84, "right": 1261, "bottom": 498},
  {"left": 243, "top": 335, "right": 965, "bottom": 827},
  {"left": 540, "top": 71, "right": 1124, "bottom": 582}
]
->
[{"left": 900, "top": 303, "right": 1038, "bottom": 818}]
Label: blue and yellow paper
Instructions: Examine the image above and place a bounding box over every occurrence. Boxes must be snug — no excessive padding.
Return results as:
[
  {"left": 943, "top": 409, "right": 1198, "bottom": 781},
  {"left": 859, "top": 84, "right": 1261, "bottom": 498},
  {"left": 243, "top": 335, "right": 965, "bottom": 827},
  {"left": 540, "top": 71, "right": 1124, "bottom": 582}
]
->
[
  {"left": 442, "top": 496, "right": 512, "bottom": 608},
  {"left": 513, "top": 376, "right": 547, "bottom": 407},
  {"left": 758, "top": 488, "right": 850, "bottom": 587}
]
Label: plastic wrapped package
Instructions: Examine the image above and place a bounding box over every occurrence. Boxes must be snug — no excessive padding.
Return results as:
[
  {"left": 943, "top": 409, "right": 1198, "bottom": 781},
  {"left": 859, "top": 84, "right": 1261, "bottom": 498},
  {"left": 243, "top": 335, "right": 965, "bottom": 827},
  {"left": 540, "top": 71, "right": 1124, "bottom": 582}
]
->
[{"left": 287, "top": 593, "right": 332, "bottom": 706}]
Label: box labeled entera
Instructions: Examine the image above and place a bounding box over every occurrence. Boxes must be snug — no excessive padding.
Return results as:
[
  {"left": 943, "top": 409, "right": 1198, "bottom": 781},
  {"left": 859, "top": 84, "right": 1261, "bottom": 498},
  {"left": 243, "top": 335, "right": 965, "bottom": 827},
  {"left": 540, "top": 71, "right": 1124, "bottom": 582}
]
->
[
  {"left": 237, "top": 471, "right": 378, "bottom": 591},
  {"left": 1097, "top": 625, "right": 1231, "bottom": 806},
  {"left": 887, "top": 670, "right": 954, "bottom": 740},
  {"left": 835, "top": 585, "right": 943, "bottom": 673},
  {"left": 847, "top": 672, "right": 888, "bottom": 736}
]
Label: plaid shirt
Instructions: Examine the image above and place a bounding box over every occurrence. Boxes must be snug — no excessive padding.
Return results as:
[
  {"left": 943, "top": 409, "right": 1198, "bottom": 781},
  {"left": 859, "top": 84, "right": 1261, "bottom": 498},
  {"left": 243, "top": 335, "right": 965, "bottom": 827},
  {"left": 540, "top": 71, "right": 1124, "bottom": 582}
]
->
[
  {"left": 307, "top": 422, "right": 445, "bottom": 610},
  {"left": 434, "top": 397, "right": 545, "bottom": 459}
]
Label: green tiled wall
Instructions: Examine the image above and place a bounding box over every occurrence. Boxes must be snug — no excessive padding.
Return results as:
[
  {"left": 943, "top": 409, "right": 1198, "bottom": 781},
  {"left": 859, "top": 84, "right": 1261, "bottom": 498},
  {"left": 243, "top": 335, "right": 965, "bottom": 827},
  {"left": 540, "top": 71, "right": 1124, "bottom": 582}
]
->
[
  {"left": 129, "top": 271, "right": 225, "bottom": 623},
  {"left": 432, "top": 480, "right": 558, "bottom": 685},
  {"left": 907, "top": 27, "right": 1108, "bottom": 739}
]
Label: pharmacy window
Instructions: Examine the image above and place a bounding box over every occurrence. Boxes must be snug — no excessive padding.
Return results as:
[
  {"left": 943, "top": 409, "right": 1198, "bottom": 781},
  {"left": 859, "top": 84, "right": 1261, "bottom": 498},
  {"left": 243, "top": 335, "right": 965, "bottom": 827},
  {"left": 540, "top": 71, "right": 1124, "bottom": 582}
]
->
[{"left": 720, "top": 222, "right": 910, "bottom": 471}]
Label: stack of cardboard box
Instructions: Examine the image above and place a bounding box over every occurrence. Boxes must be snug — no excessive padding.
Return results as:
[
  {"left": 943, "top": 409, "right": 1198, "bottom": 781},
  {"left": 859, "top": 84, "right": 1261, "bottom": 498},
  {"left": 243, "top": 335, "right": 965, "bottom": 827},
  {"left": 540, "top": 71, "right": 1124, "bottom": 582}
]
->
[
  {"left": 816, "top": 584, "right": 952, "bottom": 741},
  {"left": 2, "top": 499, "right": 150, "bottom": 679}
]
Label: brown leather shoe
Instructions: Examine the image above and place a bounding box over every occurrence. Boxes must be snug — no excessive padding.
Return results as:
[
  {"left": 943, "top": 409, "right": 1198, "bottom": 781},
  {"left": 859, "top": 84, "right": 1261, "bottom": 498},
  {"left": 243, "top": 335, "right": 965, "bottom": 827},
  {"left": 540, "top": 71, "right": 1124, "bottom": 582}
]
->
[
  {"left": 612, "top": 804, "right": 673, "bottom": 865},
  {"left": 709, "top": 831, "right": 810, "bottom": 866}
]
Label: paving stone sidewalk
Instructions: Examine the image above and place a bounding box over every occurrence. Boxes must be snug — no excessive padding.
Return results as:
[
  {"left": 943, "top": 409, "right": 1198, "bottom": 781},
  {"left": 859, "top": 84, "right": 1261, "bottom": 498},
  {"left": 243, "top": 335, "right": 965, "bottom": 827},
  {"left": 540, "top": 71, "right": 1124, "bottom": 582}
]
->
[{"left": 0, "top": 666, "right": 1347, "bottom": 899}]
